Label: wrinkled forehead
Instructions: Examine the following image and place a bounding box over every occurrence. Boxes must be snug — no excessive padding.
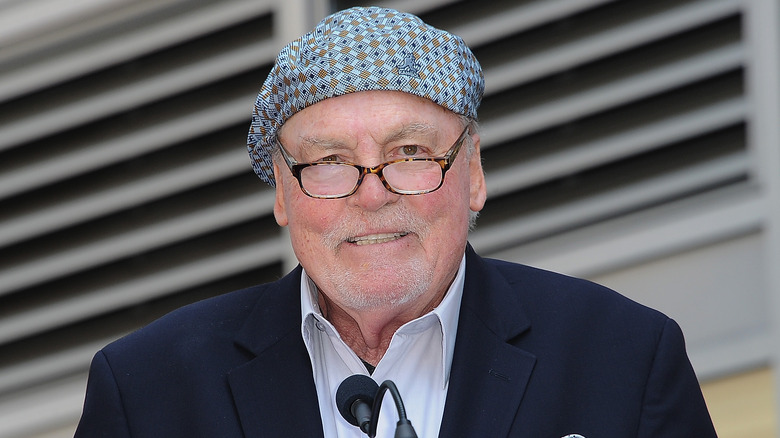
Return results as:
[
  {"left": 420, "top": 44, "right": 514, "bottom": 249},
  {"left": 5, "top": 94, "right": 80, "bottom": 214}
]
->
[{"left": 275, "top": 90, "right": 464, "bottom": 149}]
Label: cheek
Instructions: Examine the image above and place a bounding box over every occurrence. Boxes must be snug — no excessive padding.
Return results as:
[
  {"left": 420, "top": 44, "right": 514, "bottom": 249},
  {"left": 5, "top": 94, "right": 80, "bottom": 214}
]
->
[
  {"left": 286, "top": 193, "right": 343, "bottom": 242},
  {"left": 438, "top": 170, "right": 476, "bottom": 231},
  {"left": 410, "top": 181, "right": 470, "bottom": 230},
  {"left": 443, "top": 166, "right": 475, "bottom": 211},
  {"left": 286, "top": 208, "right": 330, "bottom": 262},
  {"left": 288, "top": 203, "right": 328, "bottom": 234}
]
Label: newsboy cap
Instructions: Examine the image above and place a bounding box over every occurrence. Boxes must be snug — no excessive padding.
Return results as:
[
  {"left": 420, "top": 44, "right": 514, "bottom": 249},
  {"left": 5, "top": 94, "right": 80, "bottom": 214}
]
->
[{"left": 246, "top": 6, "right": 485, "bottom": 186}]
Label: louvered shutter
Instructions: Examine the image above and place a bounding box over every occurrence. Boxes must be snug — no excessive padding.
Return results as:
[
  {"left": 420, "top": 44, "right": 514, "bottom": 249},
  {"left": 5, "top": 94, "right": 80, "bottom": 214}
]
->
[{"left": 1, "top": 0, "right": 778, "bottom": 436}]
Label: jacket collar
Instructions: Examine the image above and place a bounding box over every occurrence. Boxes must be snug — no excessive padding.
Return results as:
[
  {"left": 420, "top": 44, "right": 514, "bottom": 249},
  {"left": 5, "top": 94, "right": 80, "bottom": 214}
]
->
[
  {"left": 228, "top": 267, "right": 326, "bottom": 438},
  {"left": 438, "top": 245, "right": 536, "bottom": 437}
]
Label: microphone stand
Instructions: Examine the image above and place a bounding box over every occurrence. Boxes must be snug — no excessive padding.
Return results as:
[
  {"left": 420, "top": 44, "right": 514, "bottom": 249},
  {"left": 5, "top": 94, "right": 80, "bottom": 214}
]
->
[{"left": 368, "top": 380, "right": 418, "bottom": 438}]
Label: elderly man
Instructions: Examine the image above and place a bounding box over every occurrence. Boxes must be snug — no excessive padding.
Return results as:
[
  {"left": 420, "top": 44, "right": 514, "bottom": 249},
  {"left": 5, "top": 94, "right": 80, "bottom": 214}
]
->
[{"left": 75, "top": 6, "right": 716, "bottom": 438}]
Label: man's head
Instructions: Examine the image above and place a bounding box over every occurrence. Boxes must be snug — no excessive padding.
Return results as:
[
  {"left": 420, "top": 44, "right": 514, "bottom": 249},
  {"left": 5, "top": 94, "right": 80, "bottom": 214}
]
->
[
  {"left": 247, "top": 6, "right": 484, "bottom": 185},
  {"left": 247, "top": 7, "right": 486, "bottom": 317}
]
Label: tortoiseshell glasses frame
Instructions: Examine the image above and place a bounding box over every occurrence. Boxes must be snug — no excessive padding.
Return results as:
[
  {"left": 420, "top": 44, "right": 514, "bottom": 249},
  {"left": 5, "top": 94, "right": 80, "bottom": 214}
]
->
[{"left": 275, "top": 126, "right": 470, "bottom": 199}]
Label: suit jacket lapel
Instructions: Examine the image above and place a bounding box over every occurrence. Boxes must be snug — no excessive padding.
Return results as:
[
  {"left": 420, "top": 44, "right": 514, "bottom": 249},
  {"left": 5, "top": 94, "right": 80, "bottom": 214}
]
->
[
  {"left": 225, "top": 248, "right": 535, "bottom": 437},
  {"left": 439, "top": 246, "right": 537, "bottom": 437},
  {"left": 227, "top": 268, "right": 325, "bottom": 438}
]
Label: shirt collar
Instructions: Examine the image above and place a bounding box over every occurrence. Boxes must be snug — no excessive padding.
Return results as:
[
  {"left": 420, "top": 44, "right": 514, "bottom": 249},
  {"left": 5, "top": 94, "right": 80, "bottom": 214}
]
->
[{"left": 300, "top": 254, "right": 466, "bottom": 387}]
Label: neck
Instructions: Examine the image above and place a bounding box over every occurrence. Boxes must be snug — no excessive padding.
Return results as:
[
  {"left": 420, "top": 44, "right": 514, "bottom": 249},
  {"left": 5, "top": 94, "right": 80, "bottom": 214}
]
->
[{"left": 318, "top": 287, "right": 446, "bottom": 366}]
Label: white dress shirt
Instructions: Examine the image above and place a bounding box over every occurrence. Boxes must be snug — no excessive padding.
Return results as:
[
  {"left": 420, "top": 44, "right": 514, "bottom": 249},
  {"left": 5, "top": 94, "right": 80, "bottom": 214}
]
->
[{"left": 300, "top": 255, "right": 466, "bottom": 438}]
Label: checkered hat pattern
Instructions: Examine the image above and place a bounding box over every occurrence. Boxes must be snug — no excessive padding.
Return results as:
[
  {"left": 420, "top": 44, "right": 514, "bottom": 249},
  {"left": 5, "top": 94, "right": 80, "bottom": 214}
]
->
[{"left": 247, "top": 6, "right": 485, "bottom": 186}]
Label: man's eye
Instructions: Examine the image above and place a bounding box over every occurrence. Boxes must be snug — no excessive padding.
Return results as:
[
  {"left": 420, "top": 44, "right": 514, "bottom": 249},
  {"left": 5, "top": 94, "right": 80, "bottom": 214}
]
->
[
  {"left": 319, "top": 155, "right": 340, "bottom": 162},
  {"left": 401, "top": 145, "right": 419, "bottom": 156}
]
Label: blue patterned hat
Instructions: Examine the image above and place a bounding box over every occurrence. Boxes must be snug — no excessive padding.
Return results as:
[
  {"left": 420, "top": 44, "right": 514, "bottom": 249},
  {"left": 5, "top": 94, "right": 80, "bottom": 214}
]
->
[{"left": 247, "top": 6, "right": 485, "bottom": 186}]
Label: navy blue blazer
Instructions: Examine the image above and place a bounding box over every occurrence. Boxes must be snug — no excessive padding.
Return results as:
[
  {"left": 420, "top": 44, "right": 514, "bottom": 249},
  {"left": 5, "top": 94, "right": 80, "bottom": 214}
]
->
[{"left": 75, "top": 246, "right": 716, "bottom": 437}]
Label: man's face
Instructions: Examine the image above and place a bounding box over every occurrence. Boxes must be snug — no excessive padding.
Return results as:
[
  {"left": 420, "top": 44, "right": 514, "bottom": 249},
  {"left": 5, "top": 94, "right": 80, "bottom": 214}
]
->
[{"left": 273, "top": 90, "right": 486, "bottom": 314}]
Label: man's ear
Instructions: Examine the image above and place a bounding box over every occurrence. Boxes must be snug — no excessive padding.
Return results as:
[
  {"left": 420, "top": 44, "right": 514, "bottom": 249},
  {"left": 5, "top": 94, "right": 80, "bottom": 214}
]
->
[
  {"left": 273, "top": 161, "right": 289, "bottom": 227},
  {"left": 468, "top": 133, "right": 487, "bottom": 212}
]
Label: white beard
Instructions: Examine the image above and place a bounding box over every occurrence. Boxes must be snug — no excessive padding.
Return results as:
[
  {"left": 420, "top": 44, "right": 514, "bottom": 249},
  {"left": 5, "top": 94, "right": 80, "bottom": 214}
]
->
[
  {"left": 314, "top": 205, "right": 436, "bottom": 311},
  {"left": 319, "top": 258, "right": 433, "bottom": 311}
]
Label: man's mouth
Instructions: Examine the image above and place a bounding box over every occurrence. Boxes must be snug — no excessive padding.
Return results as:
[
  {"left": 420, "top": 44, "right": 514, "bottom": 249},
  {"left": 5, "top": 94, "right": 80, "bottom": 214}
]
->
[{"left": 346, "top": 232, "right": 409, "bottom": 246}]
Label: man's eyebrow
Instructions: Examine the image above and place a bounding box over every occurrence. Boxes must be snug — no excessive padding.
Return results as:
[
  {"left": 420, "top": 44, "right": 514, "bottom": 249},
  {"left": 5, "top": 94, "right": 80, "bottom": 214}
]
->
[
  {"left": 382, "top": 123, "right": 438, "bottom": 144},
  {"left": 295, "top": 123, "right": 438, "bottom": 150},
  {"left": 298, "top": 136, "right": 348, "bottom": 151}
]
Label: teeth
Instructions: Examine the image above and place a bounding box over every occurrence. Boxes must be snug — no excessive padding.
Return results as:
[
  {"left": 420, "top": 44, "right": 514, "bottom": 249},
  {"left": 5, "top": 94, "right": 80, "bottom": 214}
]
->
[{"left": 348, "top": 232, "right": 408, "bottom": 245}]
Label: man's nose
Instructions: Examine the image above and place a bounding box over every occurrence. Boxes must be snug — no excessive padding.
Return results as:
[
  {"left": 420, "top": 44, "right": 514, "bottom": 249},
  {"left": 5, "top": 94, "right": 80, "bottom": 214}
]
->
[{"left": 347, "top": 172, "right": 399, "bottom": 211}]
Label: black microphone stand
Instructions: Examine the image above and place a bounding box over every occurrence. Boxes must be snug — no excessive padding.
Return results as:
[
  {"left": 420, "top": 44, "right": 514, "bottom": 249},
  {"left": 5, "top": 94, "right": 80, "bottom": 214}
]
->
[{"left": 368, "top": 380, "right": 418, "bottom": 438}]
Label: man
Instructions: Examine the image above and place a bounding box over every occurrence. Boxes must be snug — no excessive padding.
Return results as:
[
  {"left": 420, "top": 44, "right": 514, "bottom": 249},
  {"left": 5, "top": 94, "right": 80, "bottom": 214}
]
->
[{"left": 75, "top": 6, "right": 717, "bottom": 438}]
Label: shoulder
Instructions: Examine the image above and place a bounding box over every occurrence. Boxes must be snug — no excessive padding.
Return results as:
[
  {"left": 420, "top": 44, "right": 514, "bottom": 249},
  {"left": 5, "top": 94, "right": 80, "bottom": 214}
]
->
[
  {"left": 473, "top": 256, "right": 688, "bottom": 386},
  {"left": 136, "top": 285, "right": 263, "bottom": 337},
  {"left": 478, "top": 255, "right": 670, "bottom": 334},
  {"left": 486, "top": 256, "right": 662, "bottom": 310},
  {"left": 101, "top": 271, "right": 299, "bottom": 364}
]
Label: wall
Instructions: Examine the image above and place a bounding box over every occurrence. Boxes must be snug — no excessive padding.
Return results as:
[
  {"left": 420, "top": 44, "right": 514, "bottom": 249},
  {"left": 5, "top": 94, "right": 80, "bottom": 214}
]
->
[{"left": 0, "top": 0, "right": 777, "bottom": 436}]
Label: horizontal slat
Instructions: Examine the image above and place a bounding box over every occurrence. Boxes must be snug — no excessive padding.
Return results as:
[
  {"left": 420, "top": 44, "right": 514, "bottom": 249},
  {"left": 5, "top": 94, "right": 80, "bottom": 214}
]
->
[
  {"left": 454, "top": 0, "right": 618, "bottom": 47},
  {"left": 0, "top": 0, "right": 134, "bottom": 47},
  {"left": 0, "top": 0, "right": 273, "bottom": 104},
  {"left": 0, "top": 97, "right": 249, "bottom": 201},
  {"left": 0, "top": 0, "right": 175, "bottom": 60},
  {"left": 0, "top": 40, "right": 276, "bottom": 154},
  {"left": 486, "top": 98, "right": 746, "bottom": 198},
  {"left": 692, "top": 331, "right": 771, "bottom": 381},
  {"left": 0, "top": 374, "right": 87, "bottom": 438},
  {"left": 472, "top": 151, "right": 749, "bottom": 253},
  {"left": 0, "top": 191, "right": 274, "bottom": 296},
  {"left": 383, "top": 0, "right": 455, "bottom": 13},
  {"left": 0, "top": 237, "right": 285, "bottom": 345},
  {"left": 487, "top": 184, "right": 764, "bottom": 279},
  {"left": 486, "top": 0, "right": 742, "bottom": 93},
  {"left": 483, "top": 43, "right": 743, "bottom": 147},
  {"left": 0, "top": 340, "right": 110, "bottom": 396},
  {"left": 0, "top": 148, "right": 251, "bottom": 250}
]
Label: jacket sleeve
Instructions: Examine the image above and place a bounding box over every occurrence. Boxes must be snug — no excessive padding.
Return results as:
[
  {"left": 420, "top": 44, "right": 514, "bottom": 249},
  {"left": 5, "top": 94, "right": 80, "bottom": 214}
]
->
[
  {"left": 637, "top": 318, "right": 717, "bottom": 437},
  {"left": 74, "top": 350, "right": 132, "bottom": 438}
]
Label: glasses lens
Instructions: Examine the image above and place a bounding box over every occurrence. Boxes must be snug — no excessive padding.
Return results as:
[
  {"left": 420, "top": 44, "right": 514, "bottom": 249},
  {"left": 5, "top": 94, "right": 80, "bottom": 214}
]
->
[
  {"left": 383, "top": 161, "right": 443, "bottom": 194},
  {"left": 300, "top": 164, "right": 360, "bottom": 198}
]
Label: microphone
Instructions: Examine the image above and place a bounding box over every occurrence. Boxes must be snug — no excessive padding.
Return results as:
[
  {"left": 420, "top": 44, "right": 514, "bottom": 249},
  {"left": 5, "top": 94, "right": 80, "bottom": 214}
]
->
[
  {"left": 336, "top": 374, "right": 418, "bottom": 438},
  {"left": 336, "top": 374, "right": 379, "bottom": 434}
]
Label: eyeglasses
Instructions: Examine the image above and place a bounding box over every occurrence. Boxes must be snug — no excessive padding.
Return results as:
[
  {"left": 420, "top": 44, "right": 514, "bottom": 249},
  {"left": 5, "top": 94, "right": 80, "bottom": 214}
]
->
[{"left": 276, "top": 126, "right": 470, "bottom": 199}]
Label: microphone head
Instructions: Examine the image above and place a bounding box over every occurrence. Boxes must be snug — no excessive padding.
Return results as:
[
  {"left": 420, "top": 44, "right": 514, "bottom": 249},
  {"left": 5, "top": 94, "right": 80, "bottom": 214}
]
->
[{"left": 335, "top": 374, "right": 379, "bottom": 426}]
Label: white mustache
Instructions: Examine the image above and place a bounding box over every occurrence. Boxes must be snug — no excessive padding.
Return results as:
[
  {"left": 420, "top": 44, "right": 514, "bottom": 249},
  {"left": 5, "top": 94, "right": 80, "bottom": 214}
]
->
[{"left": 321, "top": 206, "right": 428, "bottom": 249}]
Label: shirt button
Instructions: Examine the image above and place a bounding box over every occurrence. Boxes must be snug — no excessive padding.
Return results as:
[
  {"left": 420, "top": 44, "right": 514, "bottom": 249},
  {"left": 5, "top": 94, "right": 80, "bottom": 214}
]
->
[{"left": 315, "top": 321, "right": 326, "bottom": 331}]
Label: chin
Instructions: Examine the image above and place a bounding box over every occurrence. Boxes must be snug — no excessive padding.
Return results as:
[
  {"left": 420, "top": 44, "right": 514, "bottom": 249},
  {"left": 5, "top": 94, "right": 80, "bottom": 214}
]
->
[{"left": 320, "top": 263, "right": 433, "bottom": 311}]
